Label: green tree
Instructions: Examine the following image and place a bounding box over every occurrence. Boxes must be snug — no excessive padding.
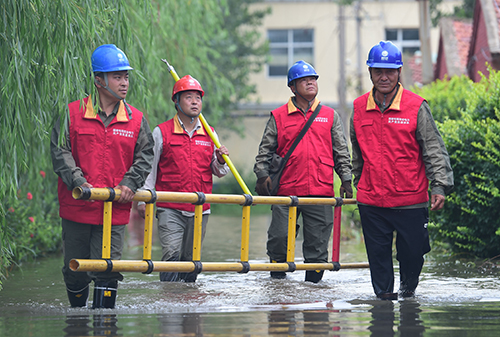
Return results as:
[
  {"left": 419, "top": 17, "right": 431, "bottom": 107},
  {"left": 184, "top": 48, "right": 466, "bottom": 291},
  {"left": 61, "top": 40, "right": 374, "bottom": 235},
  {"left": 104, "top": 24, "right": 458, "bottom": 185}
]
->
[
  {"left": 0, "top": 0, "right": 149, "bottom": 289},
  {"left": 130, "top": 0, "right": 269, "bottom": 131},
  {"left": 0, "top": 0, "right": 148, "bottom": 203},
  {"left": 430, "top": 0, "right": 476, "bottom": 26},
  {"left": 452, "top": 0, "right": 476, "bottom": 19},
  {"left": 0, "top": 0, "right": 269, "bottom": 288}
]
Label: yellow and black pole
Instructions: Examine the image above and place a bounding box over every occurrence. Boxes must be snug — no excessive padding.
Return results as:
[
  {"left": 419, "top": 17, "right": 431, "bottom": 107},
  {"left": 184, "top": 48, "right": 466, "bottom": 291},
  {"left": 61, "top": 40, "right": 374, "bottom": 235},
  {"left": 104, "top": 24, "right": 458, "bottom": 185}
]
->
[
  {"left": 161, "top": 59, "right": 252, "bottom": 196},
  {"left": 69, "top": 188, "right": 370, "bottom": 274}
]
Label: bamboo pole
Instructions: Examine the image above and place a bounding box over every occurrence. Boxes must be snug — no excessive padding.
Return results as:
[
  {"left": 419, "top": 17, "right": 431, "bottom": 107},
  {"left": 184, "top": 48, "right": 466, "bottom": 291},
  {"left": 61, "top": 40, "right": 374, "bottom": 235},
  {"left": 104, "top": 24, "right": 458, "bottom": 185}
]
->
[
  {"left": 193, "top": 205, "right": 203, "bottom": 261},
  {"left": 73, "top": 187, "right": 356, "bottom": 207},
  {"left": 69, "top": 259, "right": 369, "bottom": 273},
  {"left": 286, "top": 206, "right": 297, "bottom": 262},
  {"left": 240, "top": 205, "right": 251, "bottom": 262},
  {"left": 70, "top": 186, "right": 369, "bottom": 274},
  {"left": 102, "top": 201, "right": 112, "bottom": 259},
  {"left": 142, "top": 202, "right": 155, "bottom": 261}
]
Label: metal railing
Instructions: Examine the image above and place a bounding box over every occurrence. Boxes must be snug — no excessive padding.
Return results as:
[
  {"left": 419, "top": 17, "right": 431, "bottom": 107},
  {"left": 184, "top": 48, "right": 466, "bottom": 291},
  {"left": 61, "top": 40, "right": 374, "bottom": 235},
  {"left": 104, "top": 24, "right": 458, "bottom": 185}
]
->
[{"left": 69, "top": 187, "right": 369, "bottom": 275}]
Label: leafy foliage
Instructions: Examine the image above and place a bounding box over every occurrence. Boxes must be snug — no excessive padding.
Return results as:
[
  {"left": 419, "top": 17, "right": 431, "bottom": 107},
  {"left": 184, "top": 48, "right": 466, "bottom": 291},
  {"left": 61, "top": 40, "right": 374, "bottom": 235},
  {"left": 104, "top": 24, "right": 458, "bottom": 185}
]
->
[
  {"left": 430, "top": 0, "right": 476, "bottom": 26},
  {"left": 0, "top": 0, "right": 137, "bottom": 289},
  {"left": 0, "top": 0, "right": 269, "bottom": 288},
  {"left": 411, "top": 75, "right": 473, "bottom": 123},
  {"left": 451, "top": 0, "right": 476, "bottom": 20},
  {"left": 125, "top": 0, "right": 269, "bottom": 131},
  {"left": 415, "top": 68, "right": 500, "bottom": 257},
  {"left": 1, "top": 170, "right": 61, "bottom": 287}
]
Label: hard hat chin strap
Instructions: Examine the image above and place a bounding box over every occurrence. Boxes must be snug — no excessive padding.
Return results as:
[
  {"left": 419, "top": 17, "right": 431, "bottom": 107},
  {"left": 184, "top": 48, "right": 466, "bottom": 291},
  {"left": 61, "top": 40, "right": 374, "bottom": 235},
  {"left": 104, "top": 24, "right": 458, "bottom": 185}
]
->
[
  {"left": 369, "top": 71, "right": 400, "bottom": 110},
  {"left": 292, "top": 82, "right": 316, "bottom": 112},
  {"left": 379, "top": 84, "right": 398, "bottom": 110},
  {"left": 175, "top": 94, "right": 200, "bottom": 124},
  {"left": 95, "top": 73, "right": 123, "bottom": 101}
]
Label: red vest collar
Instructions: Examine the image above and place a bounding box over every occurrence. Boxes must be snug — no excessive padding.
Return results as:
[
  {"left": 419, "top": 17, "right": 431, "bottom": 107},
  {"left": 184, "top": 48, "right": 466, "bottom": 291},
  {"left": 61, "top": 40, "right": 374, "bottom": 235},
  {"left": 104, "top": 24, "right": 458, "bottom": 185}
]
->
[
  {"left": 367, "top": 83, "right": 404, "bottom": 112},
  {"left": 83, "top": 95, "right": 130, "bottom": 122}
]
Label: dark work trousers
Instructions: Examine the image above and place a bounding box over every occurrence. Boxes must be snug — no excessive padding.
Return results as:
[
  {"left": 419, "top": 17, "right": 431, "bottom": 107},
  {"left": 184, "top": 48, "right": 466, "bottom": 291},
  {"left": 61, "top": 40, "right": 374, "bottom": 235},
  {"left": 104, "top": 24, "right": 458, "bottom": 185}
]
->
[
  {"left": 358, "top": 205, "right": 431, "bottom": 296},
  {"left": 157, "top": 207, "right": 209, "bottom": 282},
  {"left": 267, "top": 204, "right": 333, "bottom": 263},
  {"left": 61, "top": 219, "right": 125, "bottom": 292}
]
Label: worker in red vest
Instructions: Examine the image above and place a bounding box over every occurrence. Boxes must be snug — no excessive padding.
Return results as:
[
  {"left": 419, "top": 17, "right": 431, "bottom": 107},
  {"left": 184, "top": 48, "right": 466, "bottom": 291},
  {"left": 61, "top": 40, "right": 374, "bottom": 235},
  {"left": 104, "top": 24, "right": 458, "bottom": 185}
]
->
[
  {"left": 254, "top": 60, "right": 353, "bottom": 283},
  {"left": 137, "top": 75, "right": 229, "bottom": 282},
  {"left": 351, "top": 41, "right": 454, "bottom": 300},
  {"left": 51, "top": 44, "right": 154, "bottom": 308}
]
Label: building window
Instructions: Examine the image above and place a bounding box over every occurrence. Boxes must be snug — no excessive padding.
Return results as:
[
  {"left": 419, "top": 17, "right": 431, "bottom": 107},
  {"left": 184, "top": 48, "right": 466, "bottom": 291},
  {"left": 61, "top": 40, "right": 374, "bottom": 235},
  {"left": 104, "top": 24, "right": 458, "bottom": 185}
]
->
[
  {"left": 268, "top": 29, "right": 314, "bottom": 77},
  {"left": 385, "top": 28, "right": 420, "bottom": 55}
]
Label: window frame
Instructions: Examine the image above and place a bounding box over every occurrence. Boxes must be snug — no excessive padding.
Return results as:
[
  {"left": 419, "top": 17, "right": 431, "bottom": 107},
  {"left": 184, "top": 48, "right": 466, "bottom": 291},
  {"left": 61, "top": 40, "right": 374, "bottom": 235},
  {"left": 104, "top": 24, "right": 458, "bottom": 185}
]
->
[
  {"left": 385, "top": 28, "right": 421, "bottom": 55},
  {"left": 267, "top": 28, "right": 315, "bottom": 78}
]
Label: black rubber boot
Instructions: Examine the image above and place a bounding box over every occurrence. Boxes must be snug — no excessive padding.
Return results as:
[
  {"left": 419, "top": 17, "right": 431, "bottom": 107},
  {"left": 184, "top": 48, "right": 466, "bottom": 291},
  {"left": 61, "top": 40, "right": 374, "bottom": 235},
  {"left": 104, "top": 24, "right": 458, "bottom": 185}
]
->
[
  {"left": 305, "top": 270, "right": 324, "bottom": 283},
  {"left": 377, "top": 292, "right": 398, "bottom": 301},
  {"left": 270, "top": 259, "right": 286, "bottom": 279},
  {"left": 92, "top": 280, "right": 118, "bottom": 309},
  {"left": 67, "top": 285, "right": 89, "bottom": 308},
  {"left": 400, "top": 289, "right": 415, "bottom": 298},
  {"left": 180, "top": 271, "right": 198, "bottom": 283},
  {"left": 399, "top": 277, "right": 418, "bottom": 298},
  {"left": 159, "top": 271, "right": 181, "bottom": 282}
]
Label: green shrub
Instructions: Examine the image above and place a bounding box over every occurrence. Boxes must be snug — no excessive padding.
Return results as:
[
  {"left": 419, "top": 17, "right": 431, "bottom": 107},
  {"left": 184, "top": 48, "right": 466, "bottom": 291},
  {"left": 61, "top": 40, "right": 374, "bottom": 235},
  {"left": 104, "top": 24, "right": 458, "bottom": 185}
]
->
[
  {"left": 0, "top": 167, "right": 61, "bottom": 289},
  {"left": 412, "top": 74, "right": 473, "bottom": 123},
  {"left": 421, "top": 68, "right": 500, "bottom": 258}
]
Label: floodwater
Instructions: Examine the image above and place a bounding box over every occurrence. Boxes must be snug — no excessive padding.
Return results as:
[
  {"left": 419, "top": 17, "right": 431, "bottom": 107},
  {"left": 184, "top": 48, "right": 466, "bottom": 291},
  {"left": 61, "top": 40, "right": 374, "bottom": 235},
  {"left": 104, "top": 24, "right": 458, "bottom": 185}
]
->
[{"left": 1, "top": 212, "right": 500, "bottom": 336}]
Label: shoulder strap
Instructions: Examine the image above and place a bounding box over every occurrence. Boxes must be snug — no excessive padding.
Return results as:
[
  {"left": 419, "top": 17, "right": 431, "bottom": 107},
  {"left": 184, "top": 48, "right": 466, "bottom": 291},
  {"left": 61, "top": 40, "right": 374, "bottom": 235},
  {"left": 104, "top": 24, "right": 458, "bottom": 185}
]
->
[{"left": 281, "top": 103, "right": 322, "bottom": 165}]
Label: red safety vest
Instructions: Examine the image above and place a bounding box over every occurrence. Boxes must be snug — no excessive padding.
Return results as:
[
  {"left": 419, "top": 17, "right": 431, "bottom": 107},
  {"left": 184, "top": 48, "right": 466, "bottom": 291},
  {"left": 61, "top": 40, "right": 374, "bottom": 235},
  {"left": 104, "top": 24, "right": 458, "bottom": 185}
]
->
[
  {"left": 58, "top": 96, "right": 143, "bottom": 225},
  {"left": 155, "top": 117, "right": 214, "bottom": 212},
  {"left": 353, "top": 87, "right": 429, "bottom": 207},
  {"left": 272, "top": 99, "right": 335, "bottom": 197}
]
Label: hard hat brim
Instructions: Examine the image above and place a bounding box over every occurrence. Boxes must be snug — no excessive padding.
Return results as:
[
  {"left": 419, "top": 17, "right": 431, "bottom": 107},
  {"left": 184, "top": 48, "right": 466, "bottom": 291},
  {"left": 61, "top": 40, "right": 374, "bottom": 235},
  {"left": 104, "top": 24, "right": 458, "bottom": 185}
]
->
[
  {"left": 367, "top": 63, "right": 402, "bottom": 69},
  {"left": 287, "top": 75, "right": 319, "bottom": 86}
]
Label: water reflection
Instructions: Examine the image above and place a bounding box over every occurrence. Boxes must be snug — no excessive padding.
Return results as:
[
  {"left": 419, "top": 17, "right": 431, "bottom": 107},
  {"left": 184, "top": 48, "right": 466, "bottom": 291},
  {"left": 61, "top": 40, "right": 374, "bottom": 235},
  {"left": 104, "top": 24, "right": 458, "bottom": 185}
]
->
[
  {"left": 63, "top": 315, "right": 92, "bottom": 336},
  {"left": 157, "top": 313, "right": 203, "bottom": 335},
  {"left": 398, "top": 300, "right": 425, "bottom": 336},
  {"left": 268, "top": 311, "right": 296, "bottom": 335},
  {"left": 267, "top": 310, "right": 343, "bottom": 336},
  {"left": 368, "top": 301, "right": 395, "bottom": 336},
  {"left": 364, "top": 299, "right": 425, "bottom": 337},
  {"left": 265, "top": 301, "right": 426, "bottom": 336},
  {"left": 93, "top": 314, "right": 121, "bottom": 336},
  {"left": 63, "top": 314, "right": 121, "bottom": 337},
  {"left": 302, "top": 311, "right": 337, "bottom": 335}
]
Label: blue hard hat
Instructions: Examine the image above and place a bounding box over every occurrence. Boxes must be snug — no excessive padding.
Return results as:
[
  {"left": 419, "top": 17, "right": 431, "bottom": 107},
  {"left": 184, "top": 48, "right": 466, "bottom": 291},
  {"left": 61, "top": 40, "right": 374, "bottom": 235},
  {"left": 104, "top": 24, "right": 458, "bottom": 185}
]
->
[
  {"left": 287, "top": 60, "right": 319, "bottom": 87},
  {"left": 366, "top": 41, "right": 403, "bottom": 69},
  {"left": 91, "top": 44, "right": 133, "bottom": 73}
]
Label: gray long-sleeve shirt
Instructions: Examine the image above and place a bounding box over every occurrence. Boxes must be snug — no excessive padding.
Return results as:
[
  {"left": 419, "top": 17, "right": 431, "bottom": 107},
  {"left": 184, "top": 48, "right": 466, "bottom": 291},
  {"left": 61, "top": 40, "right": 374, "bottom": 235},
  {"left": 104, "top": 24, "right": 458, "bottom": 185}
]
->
[
  {"left": 138, "top": 115, "right": 229, "bottom": 216},
  {"left": 51, "top": 100, "right": 154, "bottom": 193},
  {"left": 254, "top": 97, "right": 352, "bottom": 184}
]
